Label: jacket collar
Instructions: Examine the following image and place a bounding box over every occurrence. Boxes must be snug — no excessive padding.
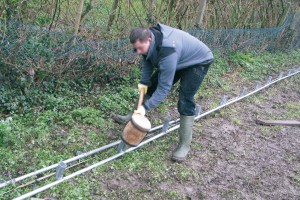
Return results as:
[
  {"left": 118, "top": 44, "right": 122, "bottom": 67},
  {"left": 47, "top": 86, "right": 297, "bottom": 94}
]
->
[
  {"left": 157, "top": 23, "right": 174, "bottom": 38},
  {"left": 145, "top": 31, "right": 155, "bottom": 60}
]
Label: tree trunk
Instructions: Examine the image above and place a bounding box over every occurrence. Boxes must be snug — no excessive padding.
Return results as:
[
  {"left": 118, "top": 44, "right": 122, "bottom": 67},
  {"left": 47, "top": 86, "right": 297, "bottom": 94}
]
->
[
  {"left": 277, "top": 1, "right": 291, "bottom": 27},
  {"left": 74, "top": 0, "right": 84, "bottom": 36},
  {"left": 195, "top": 0, "right": 207, "bottom": 28},
  {"left": 290, "top": 9, "right": 300, "bottom": 42},
  {"left": 107, "top": 0, "right": 120, "bottom": 32},
  {"left": 49, "top": 0, "right": 59, "bottom": 31},
  {"left": 81, "top": 0, "right": 95, "bottom": 23}
]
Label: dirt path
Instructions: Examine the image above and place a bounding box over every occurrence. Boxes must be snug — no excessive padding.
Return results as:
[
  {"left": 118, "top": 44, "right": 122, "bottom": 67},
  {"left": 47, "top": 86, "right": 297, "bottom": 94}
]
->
[{"left": 185, "top": 75, "right": 300, "bottom": 199}]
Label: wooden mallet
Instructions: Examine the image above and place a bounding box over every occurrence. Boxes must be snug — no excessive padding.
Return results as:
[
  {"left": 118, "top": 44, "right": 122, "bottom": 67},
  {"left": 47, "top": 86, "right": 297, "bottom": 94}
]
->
[{"left": 120, "top": 89, "right": 151, "bottom": 146}]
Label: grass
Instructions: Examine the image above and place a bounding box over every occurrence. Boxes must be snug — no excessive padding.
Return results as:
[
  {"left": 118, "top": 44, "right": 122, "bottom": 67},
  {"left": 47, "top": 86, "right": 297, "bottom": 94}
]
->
[
  {"left": 0, "top": 49, "right": 299, "bottom": 199},
  {"left": 285, "top": 102, "right": 300, "bottom": 119}
]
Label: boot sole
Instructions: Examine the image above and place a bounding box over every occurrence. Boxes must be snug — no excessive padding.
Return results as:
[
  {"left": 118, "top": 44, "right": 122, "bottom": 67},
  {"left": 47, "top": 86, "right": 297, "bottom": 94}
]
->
[
  {"left": 111, "top": 113, "right": 130, "bottom": 124},
  {"left": 171, "top": 155, "right": 186, "bottom": 162}
]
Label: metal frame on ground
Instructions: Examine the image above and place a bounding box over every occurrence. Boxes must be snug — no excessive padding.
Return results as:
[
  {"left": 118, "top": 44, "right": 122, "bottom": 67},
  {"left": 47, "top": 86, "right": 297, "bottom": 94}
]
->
[{"left": 0, "top": 67, "right": 299, "bottom": 200}]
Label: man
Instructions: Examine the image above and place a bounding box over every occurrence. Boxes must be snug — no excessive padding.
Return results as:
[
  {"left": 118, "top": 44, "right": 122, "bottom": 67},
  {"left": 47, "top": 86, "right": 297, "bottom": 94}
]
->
[{"left": 113, "top": 23, "right": 214, "bottom": 162}]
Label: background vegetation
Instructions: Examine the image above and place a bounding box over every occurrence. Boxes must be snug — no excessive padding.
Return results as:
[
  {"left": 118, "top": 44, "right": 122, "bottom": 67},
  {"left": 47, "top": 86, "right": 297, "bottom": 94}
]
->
[
  {"left": 1, "top": 0, "right": 299, "bottom": 36},
  {"left": 1, "top": 1, "right": 299, "bottom": 114}
]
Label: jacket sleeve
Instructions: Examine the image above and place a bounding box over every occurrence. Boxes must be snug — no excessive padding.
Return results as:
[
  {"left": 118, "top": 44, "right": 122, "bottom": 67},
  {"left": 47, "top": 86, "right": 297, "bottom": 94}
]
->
[
  {"left": 143, "top": 49, "right": 177, "bottom": 111},
  {"left": 140, "top": 58, "right": 154, "bottom": 86}
]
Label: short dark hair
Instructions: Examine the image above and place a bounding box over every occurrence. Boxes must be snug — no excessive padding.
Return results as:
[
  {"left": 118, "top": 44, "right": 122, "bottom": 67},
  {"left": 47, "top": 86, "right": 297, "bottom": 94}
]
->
[{"left": 129, "top": 27, "right": 151, "bottom": 43}]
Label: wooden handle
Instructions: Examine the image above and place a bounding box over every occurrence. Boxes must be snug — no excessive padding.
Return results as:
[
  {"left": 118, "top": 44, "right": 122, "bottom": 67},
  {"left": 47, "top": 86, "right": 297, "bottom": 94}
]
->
[
  {"left": 137, "top": 89, "right": 144, "bottom": 109},
  {"left": 256, "top": 119, "right": 300, "bottom": 126}
]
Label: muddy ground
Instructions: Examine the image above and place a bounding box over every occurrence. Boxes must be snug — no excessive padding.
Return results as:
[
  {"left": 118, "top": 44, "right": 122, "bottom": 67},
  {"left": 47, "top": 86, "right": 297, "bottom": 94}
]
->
[{"left": 87, "top": 73, "right": 300, "bottom": 199}]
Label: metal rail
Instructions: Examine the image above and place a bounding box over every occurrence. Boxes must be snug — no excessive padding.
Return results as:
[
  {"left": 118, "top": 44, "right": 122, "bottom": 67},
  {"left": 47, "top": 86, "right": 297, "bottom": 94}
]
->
[
  {"left": 194, "top": 68, "right": 300, "bottom": 121},
  {"left": 1, "top": 156, "right": 93, "bottom": 196},
  {"left": 1, "top": 67, "right": 299, "bottom": 199},
  {"left": 0, "top": 141, "right": 120, "bottom": 189},
  {"left": 0, "top": 118, "right": 175, "bottom": 189}
]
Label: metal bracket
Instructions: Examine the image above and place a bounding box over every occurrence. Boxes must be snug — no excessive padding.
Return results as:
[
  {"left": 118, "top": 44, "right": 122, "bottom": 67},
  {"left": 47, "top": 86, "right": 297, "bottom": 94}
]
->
[
  {"left": 266, "top": 76, "right": 272, "bottom": 84},
  {"left": 239, "top": 87, "right": 248, "bottom": 97},
  {"left": 117, "top": 141, "right": 126, "bottom": 153},
  {"left": 9, "top": 68, "right": 300, "bottom": 199},
  {"left": 55, "top": 161, "right": 67, "bottom": 180},
  {"left": 255, "top": 81, "right": 262, "bottom": 90},
  {"left": 8, "top": 173, "right": 12, "bottom": 185},
  {"left": 220, "top": 95, "right": 228, "bottom": 106},
  {"left": 195, "top": 104, "right": 202, "bottom": 116},
  {"left": 162, "top": 117, "right": 171, "bottom": 133}
]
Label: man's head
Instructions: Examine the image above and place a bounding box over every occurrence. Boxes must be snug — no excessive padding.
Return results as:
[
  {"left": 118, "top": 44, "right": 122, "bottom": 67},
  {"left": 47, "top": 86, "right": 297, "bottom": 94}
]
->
[{"left": 130, "top": 28, "right": 152, "bottom": 55}]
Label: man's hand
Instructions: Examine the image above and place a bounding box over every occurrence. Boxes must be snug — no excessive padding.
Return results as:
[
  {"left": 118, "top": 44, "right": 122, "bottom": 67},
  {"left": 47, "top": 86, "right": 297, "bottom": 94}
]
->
[
  {"left": 138, "top": 83, "right": 148, "bottom": 94},
  {"left": 134, "top": 105, "right": 146, "bottom": 116}
]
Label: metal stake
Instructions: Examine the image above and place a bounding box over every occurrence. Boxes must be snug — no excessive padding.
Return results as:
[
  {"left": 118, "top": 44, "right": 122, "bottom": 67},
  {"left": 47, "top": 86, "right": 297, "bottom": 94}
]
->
[
  {"left": 266, "top": 76, "right": 272, "bottom": 84},
  {"left": 239, "top": 87, "right": 248, "bottom": 97},
  {"left": 255, "top": 81, "right": 261, "bottom": 90}
]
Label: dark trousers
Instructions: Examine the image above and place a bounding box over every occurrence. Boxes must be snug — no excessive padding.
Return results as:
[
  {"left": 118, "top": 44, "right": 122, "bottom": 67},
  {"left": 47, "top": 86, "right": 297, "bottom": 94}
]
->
[{"left": 147, "top": 64, "right": 210, "bottom": 116}]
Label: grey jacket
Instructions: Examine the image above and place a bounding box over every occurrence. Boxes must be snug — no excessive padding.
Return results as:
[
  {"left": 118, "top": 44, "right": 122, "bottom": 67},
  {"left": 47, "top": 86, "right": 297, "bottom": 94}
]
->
[{"left": 141, "top": 23, "right": 214, "bottom": 111}]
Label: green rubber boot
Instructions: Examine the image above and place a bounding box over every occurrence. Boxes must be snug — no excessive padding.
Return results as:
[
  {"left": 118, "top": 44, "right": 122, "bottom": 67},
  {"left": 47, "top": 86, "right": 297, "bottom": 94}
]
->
[
  {"left": 111, "top": 113, "right": 132, "bottom": 124},
  {"left": 112, "top": 94, "right": 150, "bottom": 124},
  {"left": 171, "top": 115, "right": 195, "bottom": 162}
]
